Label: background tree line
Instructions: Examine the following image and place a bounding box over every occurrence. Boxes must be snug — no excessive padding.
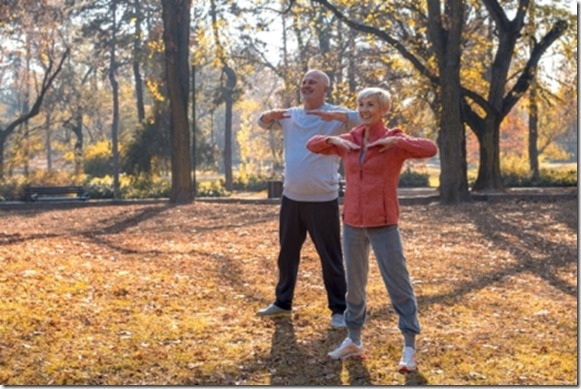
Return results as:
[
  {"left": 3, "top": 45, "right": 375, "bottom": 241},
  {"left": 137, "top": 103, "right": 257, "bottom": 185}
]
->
[{"left": 0, "top": 0, "right": 576, "bottom": 204}]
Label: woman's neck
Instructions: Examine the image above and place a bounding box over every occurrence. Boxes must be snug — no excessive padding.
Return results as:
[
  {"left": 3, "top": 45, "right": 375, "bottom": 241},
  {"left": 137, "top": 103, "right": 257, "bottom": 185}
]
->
[{"left": 363, "top": 128, "right": 370, "bottom": 145}]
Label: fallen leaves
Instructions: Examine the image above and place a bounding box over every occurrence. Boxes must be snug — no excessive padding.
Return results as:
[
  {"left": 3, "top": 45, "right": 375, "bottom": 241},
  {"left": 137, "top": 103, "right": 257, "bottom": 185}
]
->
[{"left": 0, "top": 199, "right": 577, "bottom": 385}]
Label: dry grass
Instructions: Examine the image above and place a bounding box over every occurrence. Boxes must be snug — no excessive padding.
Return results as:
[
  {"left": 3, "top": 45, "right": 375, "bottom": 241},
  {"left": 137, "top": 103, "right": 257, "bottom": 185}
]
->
[{"left": 0, "top": 198, "right": 577, "bottom": 385}]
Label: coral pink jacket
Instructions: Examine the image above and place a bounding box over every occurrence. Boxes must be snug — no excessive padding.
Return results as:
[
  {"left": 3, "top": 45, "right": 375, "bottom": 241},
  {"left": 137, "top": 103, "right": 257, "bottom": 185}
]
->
[{"left": 307, "top": 122, "right": 438, "bottom": 228}]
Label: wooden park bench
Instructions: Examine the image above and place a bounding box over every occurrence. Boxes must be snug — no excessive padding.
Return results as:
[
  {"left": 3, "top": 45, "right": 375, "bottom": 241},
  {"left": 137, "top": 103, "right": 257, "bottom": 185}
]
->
[{"left": 22, "top": 185, "right": 89, "bottom": 202}]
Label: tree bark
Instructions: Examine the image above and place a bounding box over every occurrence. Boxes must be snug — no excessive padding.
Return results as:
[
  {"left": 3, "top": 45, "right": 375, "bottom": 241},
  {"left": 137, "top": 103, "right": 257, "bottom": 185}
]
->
[
  {"left": 72, "top": 111, "right": 84, "bottom": 176},
  {"left": 427, "top": 0, "right": 471, "bottom": 204},
  {"left": 133, "top": 0, "right": 146, "bottom": 123},
  {"left": 528, "top": 82, "right": 539, "bottom": 179},
  {"left": 162, "top": 0, "right": 193, "bottom": 204},
  {"left": 109, "top": 0, "right": 121, "bottom": 199},
  {"left": 223, "top": 65, "right": 236, "bottom": 192}
]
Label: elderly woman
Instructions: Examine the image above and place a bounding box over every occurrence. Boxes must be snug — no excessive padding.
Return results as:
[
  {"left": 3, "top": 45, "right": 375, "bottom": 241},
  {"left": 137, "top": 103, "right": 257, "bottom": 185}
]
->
[{"left": 306, "top": 87, "right": 437, "bottom": 372}]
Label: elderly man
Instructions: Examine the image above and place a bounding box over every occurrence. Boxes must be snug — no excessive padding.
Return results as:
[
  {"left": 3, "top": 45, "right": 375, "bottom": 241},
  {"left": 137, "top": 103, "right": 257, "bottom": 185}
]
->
[{"left": 256, "top": 69, "right": 360, "bottom": 328}]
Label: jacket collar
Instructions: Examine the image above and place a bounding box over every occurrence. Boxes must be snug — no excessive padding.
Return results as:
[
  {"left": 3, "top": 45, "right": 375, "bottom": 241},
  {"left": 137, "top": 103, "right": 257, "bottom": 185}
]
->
[{"left": 352, "top": 121, "right": 388, "bottom": 143}]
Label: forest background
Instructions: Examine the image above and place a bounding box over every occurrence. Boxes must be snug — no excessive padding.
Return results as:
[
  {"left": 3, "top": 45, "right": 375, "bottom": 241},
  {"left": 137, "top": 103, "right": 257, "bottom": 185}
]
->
[{"left": 0, "top": 0, "right": 577, "bottom": 204}]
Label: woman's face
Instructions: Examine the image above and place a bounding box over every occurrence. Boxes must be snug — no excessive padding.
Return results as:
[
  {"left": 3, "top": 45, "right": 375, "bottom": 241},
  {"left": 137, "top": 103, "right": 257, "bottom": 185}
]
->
[{"left": 357, "top": 96, "right": 385, "bottom": 127}]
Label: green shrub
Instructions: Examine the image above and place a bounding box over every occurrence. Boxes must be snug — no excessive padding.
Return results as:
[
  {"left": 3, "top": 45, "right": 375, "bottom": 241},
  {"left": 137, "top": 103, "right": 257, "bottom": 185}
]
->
[
  {"left": 502, "top": 168, "right": 577, "bottom": 187},
  {"left": 25, "top": 170, "right": 84, "bottom": 186},
  {"left": 197, "top": 180, "right": 230, "bottom": 197},
  {"left": 500, "top": 156, "right": 577, "bottom": 187},
  {"left": 0, "top": 173, "right": 86, "bottom": 201},
  {"left": 398, "top": 168, "right": 431, "bottom": 187},
  {"left": 83, "top": 141, "right": 114, "bottom": 178},
  {"left": 84, "top": 176, "right": 116, "bottom": 199},
  {"left": 232, "top": 173, "right": 269, "bottom": 191},
  {"left": 123, "top": 175, "right": 171, "bottom": 199},
  {"left": 0, "top": 177, "right": 26, "bottom": 201}
]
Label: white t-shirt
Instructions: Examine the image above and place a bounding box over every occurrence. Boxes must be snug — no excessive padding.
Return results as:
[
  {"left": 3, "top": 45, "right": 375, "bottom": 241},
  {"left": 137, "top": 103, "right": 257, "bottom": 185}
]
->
[{"left": 258, "top": 103, "right": 360, "bottom": 202}]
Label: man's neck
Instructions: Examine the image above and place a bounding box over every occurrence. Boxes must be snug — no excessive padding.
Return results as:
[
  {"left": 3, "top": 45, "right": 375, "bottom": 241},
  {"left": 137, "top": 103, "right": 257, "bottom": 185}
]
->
[{"left": 303, "top": 100, "right": 325, "bottom": 110}]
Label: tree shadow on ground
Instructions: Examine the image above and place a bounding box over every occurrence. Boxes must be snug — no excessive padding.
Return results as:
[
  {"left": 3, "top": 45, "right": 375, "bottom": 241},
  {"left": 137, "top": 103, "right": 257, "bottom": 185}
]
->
[
  {"left": 464, "top": 204, "right": 577, "bottom": 297},
  {"left": 545, "top": 198, "right": 578, "bottom": 232},
  {"left": 376, "top": 201, "right": 577, "bottom": 318}
]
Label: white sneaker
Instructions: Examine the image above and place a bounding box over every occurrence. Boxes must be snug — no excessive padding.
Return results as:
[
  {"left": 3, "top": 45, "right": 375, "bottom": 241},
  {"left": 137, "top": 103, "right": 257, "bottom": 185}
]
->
[
  {"left": 331, "top": 313, "right": 346, "bottom": 328},
  {"left": 327, "top": 338, "right": 364, "bottom": 360},
  {"left": 397, "top": 346, "right": 417, "bottom": 372}
]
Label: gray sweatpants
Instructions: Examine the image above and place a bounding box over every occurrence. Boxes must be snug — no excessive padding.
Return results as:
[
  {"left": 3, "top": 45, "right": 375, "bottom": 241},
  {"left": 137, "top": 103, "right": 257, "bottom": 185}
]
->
[{"left": 342, "top": 224, "right": 420, "bottom": 336}]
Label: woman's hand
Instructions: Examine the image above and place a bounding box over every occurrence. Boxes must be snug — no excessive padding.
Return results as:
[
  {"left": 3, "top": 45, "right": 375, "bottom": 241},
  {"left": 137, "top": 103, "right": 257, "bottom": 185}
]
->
[
  {"left": 327, "top": 136, "right": 360, "bottom": 151},
  {"left": 367, "top": 137, "right": 398, "bottom": 152}
]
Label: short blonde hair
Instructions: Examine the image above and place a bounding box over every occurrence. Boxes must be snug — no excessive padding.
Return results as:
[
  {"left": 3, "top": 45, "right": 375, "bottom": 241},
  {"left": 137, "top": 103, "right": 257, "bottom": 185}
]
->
[{"left": 357, "top": 87, "right": 391, "bottom": 112}]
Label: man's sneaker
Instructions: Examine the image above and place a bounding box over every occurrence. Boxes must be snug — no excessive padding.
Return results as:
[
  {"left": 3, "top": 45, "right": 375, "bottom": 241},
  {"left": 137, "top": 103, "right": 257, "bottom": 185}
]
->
[
  {"left": 331, "top": 313, "right": 346, "bottom": 328},
  {"left": 397, "top": 346, "right": 417, "bottom": 373},
  {"left": 256, "top": 303, "right": 291, "bottom": 317},
  {"left": 327, "top": 338, "right": 364, "bottom": 360}
]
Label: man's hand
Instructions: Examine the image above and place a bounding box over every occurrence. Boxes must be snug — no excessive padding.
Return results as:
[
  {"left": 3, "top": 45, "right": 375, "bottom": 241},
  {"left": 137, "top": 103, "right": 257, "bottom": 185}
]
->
[
  {"left": 367, "top": 137, "right": 398, "bottom": 152},
  {"left": 261, "top": 109, "right": 290, "bottom": 123},
  {"left": 307, "top": 110, "right": 347, "bottom": 123},
  {"left": 328, "top": 136, "right": 360, "bottom": 151}
]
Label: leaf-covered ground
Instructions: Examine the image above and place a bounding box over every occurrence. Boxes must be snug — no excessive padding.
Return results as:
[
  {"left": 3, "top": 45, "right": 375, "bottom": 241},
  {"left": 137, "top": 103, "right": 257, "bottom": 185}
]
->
[{"left": 0, "top": 198, "right": 577, "bottom": 385}]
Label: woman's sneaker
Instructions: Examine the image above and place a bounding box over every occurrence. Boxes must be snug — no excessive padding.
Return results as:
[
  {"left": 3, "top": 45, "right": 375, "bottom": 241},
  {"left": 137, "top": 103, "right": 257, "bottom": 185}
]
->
[
  {"left": 327, "top": 338, "right": 364, "bottom": 360},
  {"left": 397, "top": 346, "right": 417, "bottom": 372}
]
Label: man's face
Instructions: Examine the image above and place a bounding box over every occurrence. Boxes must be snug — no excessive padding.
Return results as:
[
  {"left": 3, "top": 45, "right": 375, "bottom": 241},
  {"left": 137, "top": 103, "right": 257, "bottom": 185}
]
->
[{"left": 300, "top": 72, "right": 328, "bottom": 104}]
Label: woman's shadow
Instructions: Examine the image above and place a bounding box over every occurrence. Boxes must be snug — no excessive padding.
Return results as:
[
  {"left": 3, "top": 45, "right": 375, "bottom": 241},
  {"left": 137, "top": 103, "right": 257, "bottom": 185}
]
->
[{"left": 404, "top": 371, "right": 429, "bottom": 385}]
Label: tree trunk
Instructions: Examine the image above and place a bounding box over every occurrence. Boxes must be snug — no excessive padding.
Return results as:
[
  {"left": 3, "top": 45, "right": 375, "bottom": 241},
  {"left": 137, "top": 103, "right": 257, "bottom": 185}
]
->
[
  {"left": 428, "top": 0, "right": 471, "bottom": 204},
  {"left": 162, "top": 0, "right": 192, "bottom": 204},
  {"left": 471, "top": 37, "right": 512, "bottom": 192},
  {"left": 191, "top": 63, "right": 197, "bottom": 198},
  {"left": 438, "top": 77, "right": 471, "bottom": 204},
  {"left": 133, "top": 0, "right": 145, "bottom": 123},
  {"left": 528, "top": 81, "right": 540, "bottom": 180},
  {"left": 473, "top": 118, "right": 503, "bottom": 191},
  {"left": 45, "top": 112, "right": 52, "bottom": 171},
  {"left": 223, "top": 65, "right": 236, "bottom": 192},
  {"left": 72, "top": 111, "right": 84, "bottom": 176},
  {"left": 0, "top": 139, "right": 4, "bottom": 179},
  {"left": 109, "top": 0, "right": 120, "bottom": 199}
]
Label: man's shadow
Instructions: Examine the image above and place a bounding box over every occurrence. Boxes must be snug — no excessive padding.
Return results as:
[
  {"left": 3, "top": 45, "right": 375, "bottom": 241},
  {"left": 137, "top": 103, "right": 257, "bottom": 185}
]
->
[
  {"left": 266, "top": 318, "right": 429, "bottom": 385},
  {"left": 267, "top": 317, "right": 343, "bottom": 385}
]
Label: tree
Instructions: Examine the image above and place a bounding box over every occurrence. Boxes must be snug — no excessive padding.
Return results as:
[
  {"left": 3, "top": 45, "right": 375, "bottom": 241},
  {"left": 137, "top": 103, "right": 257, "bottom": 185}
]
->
[
  {"left": 311, "top": 0, "right": 569, "bottom": 202},
  {"left": 161, "top": 0, "right": 192, "bottom": 203},
  {"left": 108, "top": 0, "right": 122, "bottom": 198},
  {"left": 209, "top": 0, "right": 236, "bottom": 191},
  {"left": 0, "top": 48, "right": 70, "bottom": 178},
  {"left": 466, "top": 0, "right": 567, "bottom": 191},
  {"left": 310, "top": 0, "right": 470, "bottom": 203}
]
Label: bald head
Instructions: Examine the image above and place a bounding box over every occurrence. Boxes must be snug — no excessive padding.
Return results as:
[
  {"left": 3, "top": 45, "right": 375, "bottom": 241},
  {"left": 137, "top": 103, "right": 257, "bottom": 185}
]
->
[
  {"left": 304, "top": 69, "right": 330, "bottom": 87},
  {"left": 301, "top": 69, "right": 330, "bottom": 109}
]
